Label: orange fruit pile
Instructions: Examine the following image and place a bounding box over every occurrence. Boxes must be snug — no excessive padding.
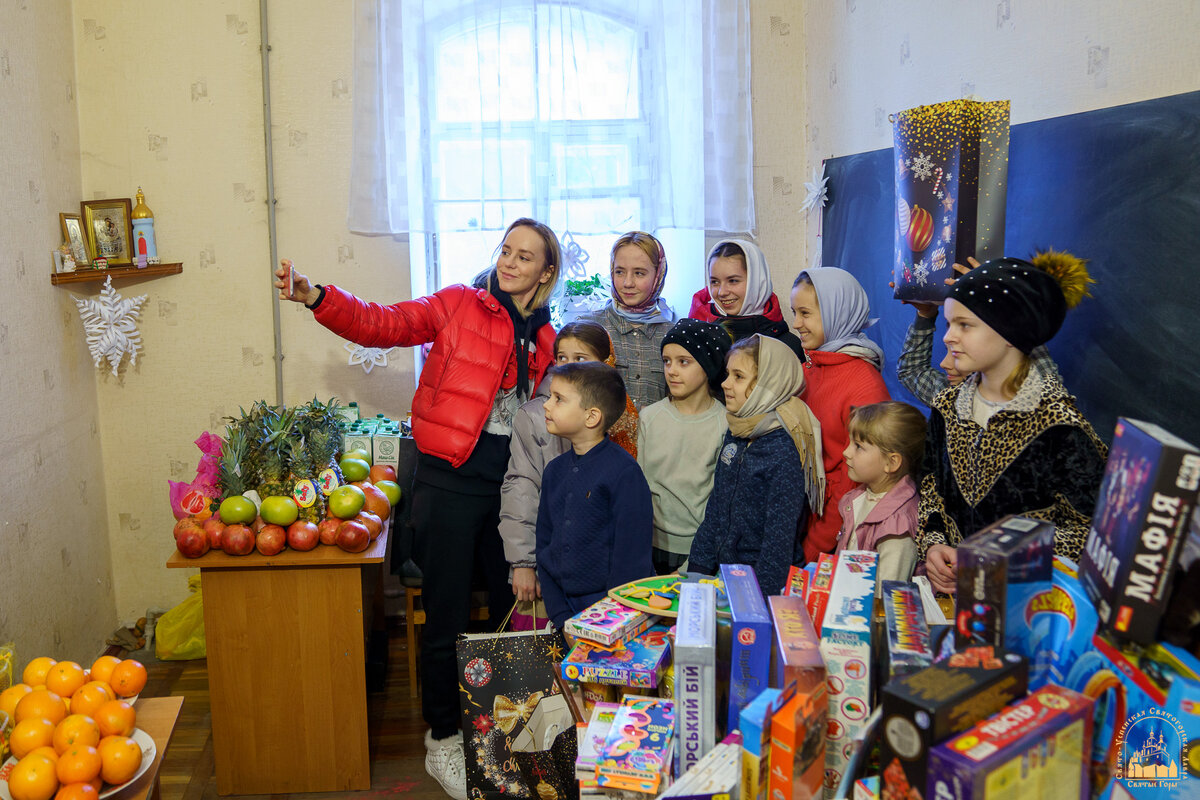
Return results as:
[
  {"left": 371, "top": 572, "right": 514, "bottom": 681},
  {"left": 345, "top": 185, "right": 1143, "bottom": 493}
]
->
[{"left": 2, "top": 655, "right": 146, "bottom": 800}]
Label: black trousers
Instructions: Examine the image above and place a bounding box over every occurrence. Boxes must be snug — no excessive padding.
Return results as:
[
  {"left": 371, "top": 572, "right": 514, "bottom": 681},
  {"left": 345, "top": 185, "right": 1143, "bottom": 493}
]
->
[{"left": 411, "top": 480, "right": 514, "bottom": 739}]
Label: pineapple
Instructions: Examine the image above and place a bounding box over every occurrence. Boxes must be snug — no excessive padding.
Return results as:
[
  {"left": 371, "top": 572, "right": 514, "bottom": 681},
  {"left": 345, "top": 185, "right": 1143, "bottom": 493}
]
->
[
  {"left": 218, "top": 425, "right": 250, "bottom": 500},
  {"left": 288, "top": 436, "right": 325, "bottom": 523},
  {"left": 255, "top": 407, "right": 295, "bottom": 500}
]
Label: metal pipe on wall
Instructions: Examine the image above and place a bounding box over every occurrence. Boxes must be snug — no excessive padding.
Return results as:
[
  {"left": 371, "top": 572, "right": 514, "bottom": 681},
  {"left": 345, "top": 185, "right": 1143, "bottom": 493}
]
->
[{"left": 261, "top": 0, "right": 284, "bottom": 407}]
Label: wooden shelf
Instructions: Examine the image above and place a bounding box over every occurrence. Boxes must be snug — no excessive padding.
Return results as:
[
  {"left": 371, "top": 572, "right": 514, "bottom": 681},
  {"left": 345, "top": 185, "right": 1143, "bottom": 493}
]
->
[{"left": 50, "top": 262, "right": 182, "bottom": 285}]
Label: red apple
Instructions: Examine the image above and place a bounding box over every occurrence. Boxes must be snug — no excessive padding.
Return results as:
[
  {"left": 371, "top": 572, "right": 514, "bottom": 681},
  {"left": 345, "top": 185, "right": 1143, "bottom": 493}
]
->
[
  {"left": 222, "top": 523, "right": 255, "bottom": 556},
  {"left": 203, "top": 517, "right": 227, "bottom": 551},
  {"left": 176, "top": 526, "right": 211, "bottom": 558},
  {"left": 256, "top": 524, "right": 287, "bottom": 556},
  {"left": 335, "top": 519, "right": 371, "bottom": 553},
  {"left": 287, "top": 520, "right": 320, "bottom": 551},
  {"left": 318, "top": 517, "right": 341, "bottom": 546},
  {"left": 173, "top": 516, "right": 204, "bottom": 542}
]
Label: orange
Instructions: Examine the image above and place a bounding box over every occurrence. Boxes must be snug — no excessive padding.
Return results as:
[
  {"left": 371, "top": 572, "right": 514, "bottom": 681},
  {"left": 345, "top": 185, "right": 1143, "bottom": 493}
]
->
[
  {"left": 28, "top": 747, "right": 61, "bottom": 764},
  {"left": 108, "top": 661, "right": 147, "bottom": 699},
  {"left": 45, "top": 663, "right": 87, "bottom": 700},
  {"left": 52, "top": 715, "right": 100, "bottom": 754},
  {"left": 15, "top": 691, "right": 68, "bottom": 726},
  {"left": 54, "top": 784, "right": 100, "bottom": 800},
  {"left": 10, "top": 719, "right": 56, "bottom": 759},
  {"left": 97, "top": 735, "right": 142, "bottom": 785},
  {"left": 67, "top": 684, "right": 113, "bottom": 719},
  {"left": 87, "top": 657, "right": 121, "bottom": 686},
  {"left": 22, "top": 657, "right": 59, "bottom": 688},
  {"left": 7, "top": 753, "right": 60, "bottom": 800},
  {"left": 93, "top": 700, "right": 136, "bottom": 738},
  {"left": 1, "top": 683, "right": 34, "bottom": 718},
  {"left": 55, "top": 746, "right": 102, "bottom": 785}
]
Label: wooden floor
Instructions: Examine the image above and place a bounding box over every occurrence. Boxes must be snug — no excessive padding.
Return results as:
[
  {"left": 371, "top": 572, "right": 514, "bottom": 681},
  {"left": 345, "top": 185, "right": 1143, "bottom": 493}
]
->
[{"left": 142, "top": 616, "right": 452, "bottom": 800}]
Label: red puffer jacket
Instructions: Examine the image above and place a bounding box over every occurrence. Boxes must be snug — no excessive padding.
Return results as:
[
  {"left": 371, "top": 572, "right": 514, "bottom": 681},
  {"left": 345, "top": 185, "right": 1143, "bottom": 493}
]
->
[{"left": 313, "top": 284, "right": 556, "bottom": 468}]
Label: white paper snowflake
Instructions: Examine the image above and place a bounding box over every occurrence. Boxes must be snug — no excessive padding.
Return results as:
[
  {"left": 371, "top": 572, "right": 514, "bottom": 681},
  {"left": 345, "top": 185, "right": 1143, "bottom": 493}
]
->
[
  {"left": 345, "top": 342, "right": 397, "bottom": 374},
  {"left": 800, "top": 164, "right": 830, "bottom": 217},
  {"left": 914, "top": 258, "right": 930, "bottom": 286},
  {"left": 74, "top": 276, "right": 148, "bottom": 376},
  {"left": 910, "top": 152, "right": 935, "bottom": 181}
]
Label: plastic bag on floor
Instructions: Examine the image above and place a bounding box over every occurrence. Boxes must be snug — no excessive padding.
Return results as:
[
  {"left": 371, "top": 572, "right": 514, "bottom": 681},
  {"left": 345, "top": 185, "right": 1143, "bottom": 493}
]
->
[{"left": 155, "top": 575, "right": 206, "bottom": 660}]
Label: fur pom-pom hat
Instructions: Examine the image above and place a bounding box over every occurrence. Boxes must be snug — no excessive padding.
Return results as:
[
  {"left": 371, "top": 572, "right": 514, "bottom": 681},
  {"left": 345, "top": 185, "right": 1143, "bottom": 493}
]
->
[{"left": 948, "top": 250, "right": 1093, "bottom": 354}]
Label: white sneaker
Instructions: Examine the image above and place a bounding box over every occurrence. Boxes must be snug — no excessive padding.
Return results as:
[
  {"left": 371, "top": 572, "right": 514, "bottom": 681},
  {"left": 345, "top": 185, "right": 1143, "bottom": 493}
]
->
[{"left": 425, "top": 730, "right": 468, "bottom": 800}]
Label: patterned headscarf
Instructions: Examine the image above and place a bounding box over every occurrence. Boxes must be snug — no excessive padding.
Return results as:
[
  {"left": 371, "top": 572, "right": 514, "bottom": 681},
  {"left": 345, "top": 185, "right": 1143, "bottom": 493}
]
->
[{"left": 610, "top": 232, "right": 674, "bottom": 324}]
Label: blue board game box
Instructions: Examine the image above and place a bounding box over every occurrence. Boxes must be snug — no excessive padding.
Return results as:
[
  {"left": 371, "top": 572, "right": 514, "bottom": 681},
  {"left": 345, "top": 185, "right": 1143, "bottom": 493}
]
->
[{"left": 720, "top": 564, "right": 773, "bottom": 734}]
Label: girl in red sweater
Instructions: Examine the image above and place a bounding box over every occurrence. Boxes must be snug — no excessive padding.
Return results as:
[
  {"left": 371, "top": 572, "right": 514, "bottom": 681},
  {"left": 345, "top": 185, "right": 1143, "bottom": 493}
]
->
[
  {"left": 276, "top": 219, "right": 560, "bottom": 800},
  {"left": 790, "top": 267, "right": 891, "bottom": 562}
]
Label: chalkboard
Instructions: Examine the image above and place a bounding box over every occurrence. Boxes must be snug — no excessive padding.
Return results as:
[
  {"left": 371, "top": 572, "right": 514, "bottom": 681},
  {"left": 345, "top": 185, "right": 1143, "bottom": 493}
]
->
[{"left": 821, "top": 90, "right": 1200, "bottom": 445}]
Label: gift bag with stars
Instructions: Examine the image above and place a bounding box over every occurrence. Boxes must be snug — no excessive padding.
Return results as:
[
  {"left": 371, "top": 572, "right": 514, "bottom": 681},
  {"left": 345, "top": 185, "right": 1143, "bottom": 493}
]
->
[
  {"left": 892, "top": 99, "right": 1010, "bottom": 302},
  {"left": 457, "top": 627, "right": 578, "bottom": 799}
]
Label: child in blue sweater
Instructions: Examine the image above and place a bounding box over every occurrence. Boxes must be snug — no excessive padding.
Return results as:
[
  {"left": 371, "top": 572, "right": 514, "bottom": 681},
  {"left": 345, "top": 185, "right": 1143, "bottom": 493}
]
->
[
  {"left": 537, "top": 362, "right": 654, "bottom": 627},
  {"left": 688, "top": 334, "right": 825, "bottom": 596}
]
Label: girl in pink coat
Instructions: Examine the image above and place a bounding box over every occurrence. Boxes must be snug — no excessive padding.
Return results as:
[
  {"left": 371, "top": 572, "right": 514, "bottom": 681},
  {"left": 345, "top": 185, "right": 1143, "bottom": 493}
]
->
[{"left": 834, "top": 402, "right": 927, "bottom": 587}]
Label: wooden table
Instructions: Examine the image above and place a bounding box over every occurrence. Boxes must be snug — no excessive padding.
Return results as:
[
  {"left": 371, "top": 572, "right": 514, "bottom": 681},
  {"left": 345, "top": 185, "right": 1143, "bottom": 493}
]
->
[
  {"left": 128, "top": 696, "right": 184, "bottom": 800},
  {"left": 167, "top": 530, "right": 387, "bottom": 795}
]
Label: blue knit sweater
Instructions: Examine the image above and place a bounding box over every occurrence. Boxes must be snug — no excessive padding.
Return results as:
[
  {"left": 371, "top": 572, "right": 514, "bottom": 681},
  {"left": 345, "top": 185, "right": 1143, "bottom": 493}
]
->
[
  {"left": 688, "top": 428, "right": 809, "bottom": 596},
  {"left": 536, "top": 438, "right": 654, "bottom": 626}
]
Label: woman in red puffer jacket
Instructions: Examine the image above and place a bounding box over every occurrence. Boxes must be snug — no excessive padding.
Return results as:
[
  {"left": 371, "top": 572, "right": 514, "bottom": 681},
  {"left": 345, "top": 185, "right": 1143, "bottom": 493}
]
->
[{"left": 276, "top": 218, "right": 560, "bottom": 800}]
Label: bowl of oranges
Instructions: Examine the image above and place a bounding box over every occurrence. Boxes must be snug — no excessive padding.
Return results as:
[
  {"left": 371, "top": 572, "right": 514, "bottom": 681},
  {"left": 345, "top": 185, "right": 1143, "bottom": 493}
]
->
[{"left": 0, "top": 656, "right": 153, "bottom": 800}]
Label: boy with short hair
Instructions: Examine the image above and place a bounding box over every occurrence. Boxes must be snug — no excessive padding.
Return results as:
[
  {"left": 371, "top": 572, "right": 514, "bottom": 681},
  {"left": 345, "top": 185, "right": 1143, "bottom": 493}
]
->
[{"left": 536, "top": 362, "right": 654, "bottom": 627}]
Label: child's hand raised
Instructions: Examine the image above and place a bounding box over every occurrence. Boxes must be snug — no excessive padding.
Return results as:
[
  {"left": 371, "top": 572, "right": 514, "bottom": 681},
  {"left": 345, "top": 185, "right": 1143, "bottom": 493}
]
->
[{"left": 943, "top": 256, "right": 982, "bottom": 285}]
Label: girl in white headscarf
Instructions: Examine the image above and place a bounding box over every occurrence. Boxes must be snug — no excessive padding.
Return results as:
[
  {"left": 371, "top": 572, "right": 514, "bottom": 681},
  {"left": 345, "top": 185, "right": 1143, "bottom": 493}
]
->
[
  {"left": 687, "top": 334, "right": 824, "bottom": 596},
  {"left": 689, "top": 240, "right": 802, "bottom": 355}
]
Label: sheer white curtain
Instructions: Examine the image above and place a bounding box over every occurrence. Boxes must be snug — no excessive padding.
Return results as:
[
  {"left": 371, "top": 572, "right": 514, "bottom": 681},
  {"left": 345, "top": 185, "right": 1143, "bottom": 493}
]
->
[{"left": 348, "top": 0, "right": 754, "bottom": 295}]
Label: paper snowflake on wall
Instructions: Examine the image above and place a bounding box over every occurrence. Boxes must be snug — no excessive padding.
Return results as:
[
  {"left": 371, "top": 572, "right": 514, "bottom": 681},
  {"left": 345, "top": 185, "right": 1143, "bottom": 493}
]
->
[
  {"left": 800, "top": 164, "right": 830, "bottom": 217},
  {"left": 345, "top": 342, "right": 397, "bottom": 374},
  {"left": 74, "top": 276, "right": 148, "bottom": 376}
]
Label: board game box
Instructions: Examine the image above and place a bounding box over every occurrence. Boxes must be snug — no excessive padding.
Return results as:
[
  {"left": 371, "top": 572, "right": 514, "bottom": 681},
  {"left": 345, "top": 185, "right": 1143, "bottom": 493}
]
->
[
  {"left": 740, "top": 688, "right": 785, "bottom": 800},
  {"left": 879, "top": 647, "right": 1028, "bottom": 800},
  {"left": 721, "top": 564, "right": 773, "bottom": 733},
  {"left": 768, "top": 672, "right": 827, "bottom": 800},
  {"left": 562, "top": 625, "right": 672, "bottom": 688},
  {"left": 595, "top": 695, "right": 676, "bottom": 794},
  {"left": 880, "top": 580, "right": 934, "bottom": 683},
  {"left": 576, "top": 701, "right": 620, "bottom": 787},
  {"left": 662, "top": 732, "right": 743, "bottom": 800},
  {"left": 675, "top": 582, "right": 718, "bottom": 777},
  {"left": 784, "top": 565, "right": 810, "bottom": 598},
  {"left": 926, "top": 684, "right": 1094, "bottom": 800},
  {"left": 566, "top": 596, "right": 656, "bottom": 647},
  {"left": 807, "top": 553, "right": 837, "bottom": 631},
  {"left": 1080, "top": 417, "right": 1200, "bottom": 644},
  {"left": 769, "top": 594, "right": 825, "bottom": 698},
  {"left": 818, "top": 551, "right": 878, "bottom": 795}
]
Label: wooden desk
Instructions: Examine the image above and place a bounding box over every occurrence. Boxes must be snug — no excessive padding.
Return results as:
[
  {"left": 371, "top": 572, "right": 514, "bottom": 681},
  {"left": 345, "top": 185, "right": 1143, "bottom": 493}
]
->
[
  {"left": 167, "top": 530, "right": 386, "bottom": 795},
  {"left": 128, "top": 696, "right": 184, "bottom": 800}
]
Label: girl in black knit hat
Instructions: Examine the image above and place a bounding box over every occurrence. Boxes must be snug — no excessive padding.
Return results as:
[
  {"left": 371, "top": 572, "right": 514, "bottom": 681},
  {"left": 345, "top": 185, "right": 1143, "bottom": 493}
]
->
[
  {"left": 638, "top": 319, "right": 732, "bottom": 574},
  {"left": 917, "top": 251, "right": 1109, "bottom": 593}
]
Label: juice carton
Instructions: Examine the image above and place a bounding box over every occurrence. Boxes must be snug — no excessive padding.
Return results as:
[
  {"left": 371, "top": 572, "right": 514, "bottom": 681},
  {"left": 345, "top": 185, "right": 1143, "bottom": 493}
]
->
[
  {"left": 878, "top": 647, "right": 1028, "bottom": 800},
  {"left": 1080, "top": 417, "right": 1200, "bottom": 644},
  {"left": 720, "top": 564, "right": 772, "bottom": 733},
  {"left": 880, "top": 581, "right": 933, "bottom": 683},
  {"left": 342, "top": 428, "right": 374, "bottom": 461},
  {"left": 562, "top": 625, "right": 672, "bottom": 688},
  {"left": 566, "top": 596, "right": 656, "bottom": 648},
  {"left": 818, "top": 551, "right": 877, "bottom": 795},
  {"left": 954, "top": 515, "right": 1054, "bottom": 652},
  {"left": 926, "top": 684, "right": 1094, "bottom": 800},
  {"left": 372, "top": 426, "right": 402, "bottom": 469},
  {"left": 674, "top": 582, "right": 718, "bottom": 777},
  {"left": 595, "top": 695, "right": 676, "bottom": 794},
  {"left": 768, "top": 672, "right": 827, "bottom": 800},
  {"left": 739, "top": 688, "right": 785, "bottom": 800},
  {"left": 807, "top": 553, "right": 837, "bottom": 631},
  {"left": 769, "top": 595, "right": 825, "bottom": 698}
]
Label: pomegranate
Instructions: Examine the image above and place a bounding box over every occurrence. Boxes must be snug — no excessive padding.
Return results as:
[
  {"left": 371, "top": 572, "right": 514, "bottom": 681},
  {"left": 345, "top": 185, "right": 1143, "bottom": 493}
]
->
[
  {"left": 361, "top": 484, "right": 391, "bottom": 521},
  {"left": 203, "top": 517, "right": 227, "bottom": 551},
  {"left": 222, "top": 523, "right": 255, "bottom": 556},
  {"left": 318, "top": 517, "right": 341, "bottom": 546},
  {"left": 287, "top": 520, "right": 320, "bottom": 551},
  {"left": 357, "top": 511, "right": 383, "bottom": 541},
  {"left": 176, "top": 526, "right": 211, "bottom": 558},
  {"left": 173, "top": 516, "right": 204, "bottom": 542},
  {"left": 335, "top": 519, "right": 371, "bottom": 553},
  {"left": 256, "top": 524, "right": 287, "bottom": 556}
]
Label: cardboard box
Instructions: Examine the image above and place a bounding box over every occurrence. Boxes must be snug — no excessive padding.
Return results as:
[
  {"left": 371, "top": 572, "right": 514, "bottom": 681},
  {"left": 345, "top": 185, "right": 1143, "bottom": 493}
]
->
[
  {"left": 784, "top": 565, "right": 810, "bottom": 598},
  {"left": 739, "top": 688, "right": 784, "bottom": 800},
  {"left": 807, "top": 553, "right": 837, "bottom": 632},
  {"left": 372, "top": 426, "right": 402, "bottom": 469},
  {"left": 721, "top": 564, "right": 773, "bottom": 733},
  {"left": 1006, "top": 557, "right": 1099, "bottom": 691},
  {"left": 879, "top": 648, "right": 1028, "bottom": 800},
  {"left": 880, "top": 581, "right": 933, "bottom": 683},
  {"left": 954, "top": 515, "right": 1054, "bottom": 651},
  {"left": 769, "top": 595, "right": 825, "bottom": 699},
  {"left": 675, "top": 582, "right": 718, "bottom": 778},
  {"left": 926, "top": 684, "right": 1094, "bottom": 800},
  {"left": 768, "top": 676, "right": 827, "bottom": 800},
  {"left": 341, "top": 428, "right": 374, "bottom": 460},
  {"left": 1080, "top": 417, "right": 1200, "bottom": 644},
  {"left": 662, "top": 733, "right": 742, "bottom": 799},
  {"left": 562, "top": 625, "right": 672, "bottom": 688},
  {"left": 566, "top": 596, "right": 655, "bottom": 648},
  {"left": 595, "top": 695, "right": 675, "bottom": 794},
  {"left": 818, "top": 551, "right": 877, "bottom": 795},
  {"left": 576, "top": 702, "right": 620, "bottom": 785}
]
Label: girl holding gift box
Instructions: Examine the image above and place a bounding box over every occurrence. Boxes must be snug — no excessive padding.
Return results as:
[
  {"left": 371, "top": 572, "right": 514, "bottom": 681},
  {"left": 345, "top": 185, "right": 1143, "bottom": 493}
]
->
[
  {"left": 917, "top": 252, "right": 1108, "bottom": 594},
  {"left": 688, "top": 334, "right": 825, "bottom": 596},
  {"left": 790, "top": 267, "right": 892, "bottom": 562},
  {"left": 578, "top": 231, "right": 677, "bottom": 410},
  {"left": 275, "top": 218, "right": 561, "bottom": 800}
]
